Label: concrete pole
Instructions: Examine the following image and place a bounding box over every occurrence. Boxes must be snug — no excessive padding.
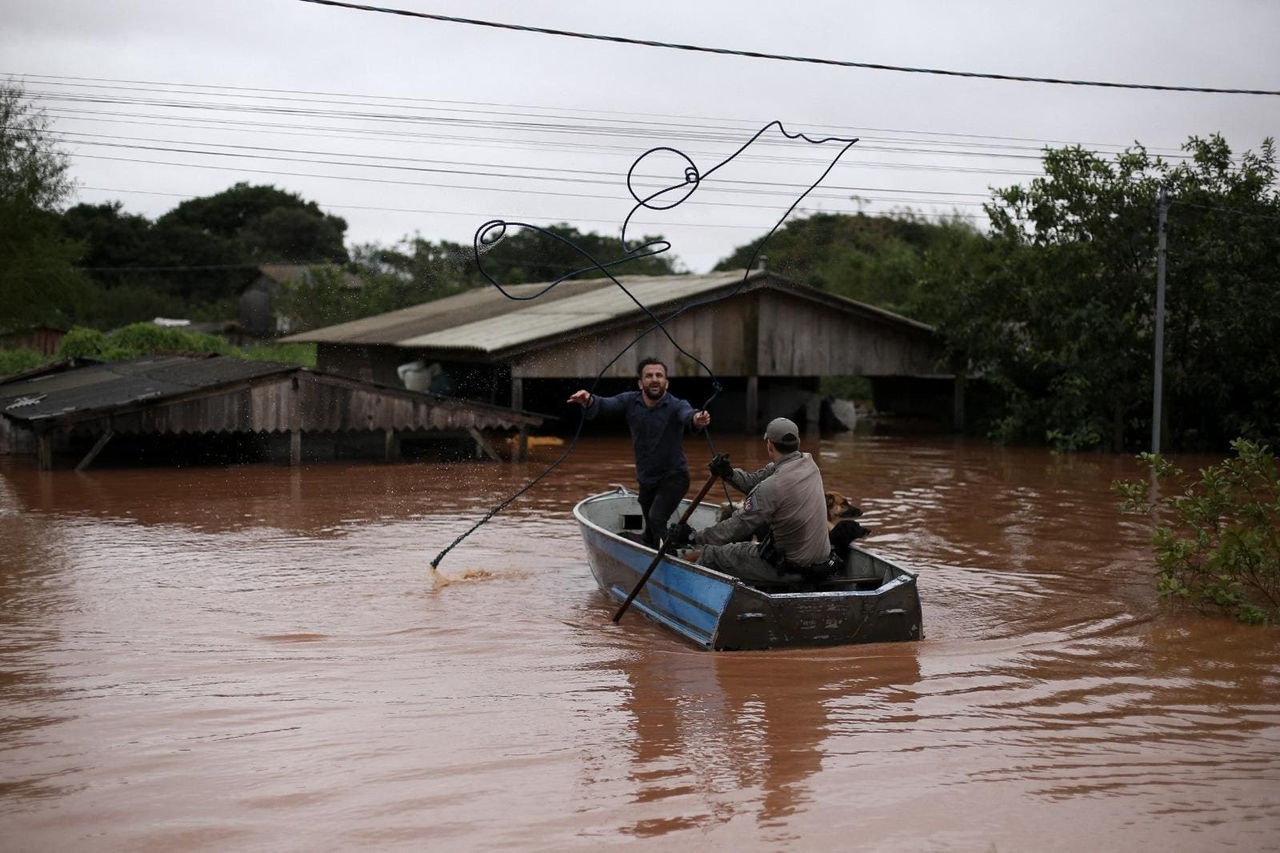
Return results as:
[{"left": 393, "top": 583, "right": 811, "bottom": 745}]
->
[{"left": 1152, "top": 186, "right": 1168, "bottom": 454}]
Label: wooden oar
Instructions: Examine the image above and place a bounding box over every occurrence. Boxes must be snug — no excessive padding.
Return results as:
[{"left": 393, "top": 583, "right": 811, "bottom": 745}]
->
[{"left": 612, "top": 472, "right": 719, "bottom": 623}]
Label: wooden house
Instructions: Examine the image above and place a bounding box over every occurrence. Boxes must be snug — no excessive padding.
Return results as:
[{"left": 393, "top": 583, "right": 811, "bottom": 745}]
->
[
  {"left": 0, "top": 355, "right": 542, "bottom": 470},
  {"left": 281, "top": 270, "right": 958, "bottom": 434}
]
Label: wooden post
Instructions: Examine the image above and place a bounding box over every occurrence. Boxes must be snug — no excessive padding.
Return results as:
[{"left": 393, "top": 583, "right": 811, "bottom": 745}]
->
[
  {"left": 37, "top": 432, "right": 52, "bottom": 471},
  {"left": 467, "top": 427, "right": 501, "bottom": 462},
  {"left": 511, "top": 376, "right": 527, "bottom": 462},
  {"left": 289, "top": 373, "right": 302, "bottom": 466},
  {"left": 76, "top": 430, "right": 115, "bottom": 471}
]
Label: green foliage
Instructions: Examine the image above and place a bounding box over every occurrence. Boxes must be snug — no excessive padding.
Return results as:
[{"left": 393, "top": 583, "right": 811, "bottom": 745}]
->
[
  {"left": 820, "top": 375, "right": 872, "bottom": 400},
  {"left": 55, "top": 327, "right": 110, "bottom": 358},
  {"left": 714, "top": 211, "right": 984, "bottom": 323},
  {"left": 242, "top": 342, "right": 316, "bottom": 367},
  {"left": 352, "top": 238, "right": 481, "bottom": 304},
  {"left": 1115, "top": 440, "right": 1280, "bottom": 624},
  {"left": 50, "top": 326, "right": 314, "bottom": 367},
  {"left": 0, "top": 84, "right": 73, "bottom": 207},
  {"left": 270, "top": 266, "right": 367, "bottom": 332},
  {"left": 55, "top": 324, "right": 233, "bottom": 360},
  {"left": 61, "top": 201, "right": 155, "bottom": 272},
  {"left": 53, "top": 182, "right": 352, "bottom": 327},
  {"left": 158, "top": 182, "right": 348, "bottom": 264},
  {"left": 0, "top": 348, "right": 47, "bottom": 377},
  {"left": 0, "top": 84, "right": 91, "bottom": 329},
  {"left": 940, "top": 135, "right": 1280, "bottom": 452},
  {"left": 479, "top": 222, "right": 681, "bottom": 283},
  {"left": 105, "top": 323, "right": 235, "bottom": 358}
]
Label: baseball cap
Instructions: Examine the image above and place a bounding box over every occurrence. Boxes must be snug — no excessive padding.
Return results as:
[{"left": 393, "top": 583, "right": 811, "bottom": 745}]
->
[{"left": 763, "top": 417, "right": 799, "bottom": 444}]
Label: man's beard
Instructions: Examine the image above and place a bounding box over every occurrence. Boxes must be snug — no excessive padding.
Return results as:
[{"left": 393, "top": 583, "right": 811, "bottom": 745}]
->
[{"left": 642, "top": 384, "right": 665, "bottom": 401}]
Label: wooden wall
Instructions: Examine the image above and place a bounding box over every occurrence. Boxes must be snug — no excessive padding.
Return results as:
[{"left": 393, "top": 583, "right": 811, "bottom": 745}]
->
[{"left": 508, "top": 290, "right": 942, "bottom": 380}]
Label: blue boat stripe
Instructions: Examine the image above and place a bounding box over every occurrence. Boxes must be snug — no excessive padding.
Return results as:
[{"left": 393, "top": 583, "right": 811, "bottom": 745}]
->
[{"left": 608, "top": 583, "right": 714, "bottom": 648}]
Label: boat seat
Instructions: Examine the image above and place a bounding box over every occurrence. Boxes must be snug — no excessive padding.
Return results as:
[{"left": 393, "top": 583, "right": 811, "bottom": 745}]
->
[
  {"left": 750, "top": 574, "right": 820, "bottom": 593},
  {"left": 817, "top": 575, "right": 882, "bottom": 591}
]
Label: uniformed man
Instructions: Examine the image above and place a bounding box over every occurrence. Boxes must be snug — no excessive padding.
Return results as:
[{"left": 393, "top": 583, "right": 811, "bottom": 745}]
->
[{"left": 668, "top": 417, "right": 831, "bottom": 584}]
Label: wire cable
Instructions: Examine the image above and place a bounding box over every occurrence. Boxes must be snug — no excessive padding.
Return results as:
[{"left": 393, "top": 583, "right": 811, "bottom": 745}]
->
[{"left": 295, "top": 0, "right": 1280, "bottom": 96}]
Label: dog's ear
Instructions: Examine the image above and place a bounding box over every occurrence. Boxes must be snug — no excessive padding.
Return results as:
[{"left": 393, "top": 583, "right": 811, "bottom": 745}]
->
[{"left": 825, "top": 492, "right": 836, "bottom": 511}]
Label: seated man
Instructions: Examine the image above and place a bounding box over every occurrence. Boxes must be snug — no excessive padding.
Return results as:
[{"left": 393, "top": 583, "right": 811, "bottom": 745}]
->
[{"left": 670, "top": 417, "right": 832, "bottom": 585}]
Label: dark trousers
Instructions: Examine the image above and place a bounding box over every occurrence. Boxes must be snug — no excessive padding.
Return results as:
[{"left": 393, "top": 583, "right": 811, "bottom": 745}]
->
[{"left": 638, "top": 470, "right": 690, "bottom": 547}]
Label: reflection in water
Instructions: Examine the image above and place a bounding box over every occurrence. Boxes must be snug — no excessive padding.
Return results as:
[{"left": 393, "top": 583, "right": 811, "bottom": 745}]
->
[
  {"left": 616, "top": 645, "right": 921, "bottom": 840},
  {"left": 1, "top": 436, "right": 1278, "bottom": 850}
]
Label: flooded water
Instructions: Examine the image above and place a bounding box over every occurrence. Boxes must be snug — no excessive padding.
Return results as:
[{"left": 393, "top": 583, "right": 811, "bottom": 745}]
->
[{"left": 1, "top": 433, "right": 1277, "bottom": 851}]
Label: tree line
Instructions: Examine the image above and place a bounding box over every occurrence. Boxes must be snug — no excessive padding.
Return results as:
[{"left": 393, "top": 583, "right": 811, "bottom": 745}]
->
[{"left": 3, "top": 83, "right": 1278, "bottom": 453}]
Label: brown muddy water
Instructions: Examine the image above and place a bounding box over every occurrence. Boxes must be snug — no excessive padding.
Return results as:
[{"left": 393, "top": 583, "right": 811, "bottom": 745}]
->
[{"left": 1, "top": 434, "right": 1277, "bottom": 852}]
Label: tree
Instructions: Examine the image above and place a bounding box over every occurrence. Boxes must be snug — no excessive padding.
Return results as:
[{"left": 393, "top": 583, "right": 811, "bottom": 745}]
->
[
  {"left": 238, "top": 205, "right": 347, "bottom": 264},
  {"left": 938, "top": 135, "right": 1280, "bottom": 452},
  {"left": 270, "top": 266, "right": 366, "bottom": 333},
  {"left": 477, "top": 222, "right": 681, "bottom": 283},
  {"left": 0, "top": 83, "right": 90, "bottom": 329},
  {"left": 713, "top": 211, "right": 983, "bottom": 322},
  {"left": 352, "top": 237, "right": 481, "bottom": 305},
  {"left": 158, "top": 182, "right": 348, "bottom": 263},
  {"left": 139, "top": 182, "right": 350, "bottom": 308},
  {"left": 61, "top": 201, "right": 154, "bottom": 271}
]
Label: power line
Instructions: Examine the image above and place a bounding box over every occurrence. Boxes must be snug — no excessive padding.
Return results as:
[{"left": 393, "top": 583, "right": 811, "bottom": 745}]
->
[
  {"left": 17, "top": 72, "right": 1198, "bottom": 161},
  {"left": 71, "top": 152, "right": 994, "bottom": 217},
  {"left": 296, "top": 0, "right": 1280, "bottom": 96}
]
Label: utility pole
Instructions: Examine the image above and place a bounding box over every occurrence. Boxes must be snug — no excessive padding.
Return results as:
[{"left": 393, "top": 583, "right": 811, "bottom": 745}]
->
[{"left": 1152, "top": 186, "right": 1168, "bottom": 454}]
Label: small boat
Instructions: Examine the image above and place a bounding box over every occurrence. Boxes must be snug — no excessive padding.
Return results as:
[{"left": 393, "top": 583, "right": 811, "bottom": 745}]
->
[{"left": 574, "top": 486, "right": 924, "bottom": 651}]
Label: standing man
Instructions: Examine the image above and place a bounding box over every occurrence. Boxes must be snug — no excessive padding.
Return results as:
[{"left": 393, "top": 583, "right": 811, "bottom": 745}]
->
[
  {"left": 567, "top": 358, "right": 711, "bottom": 547},
  {"left": 668, "top": 417, "right": 831, "bottom": 585}
]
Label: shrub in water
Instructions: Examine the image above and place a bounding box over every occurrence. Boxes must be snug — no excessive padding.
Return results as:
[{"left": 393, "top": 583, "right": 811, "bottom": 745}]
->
[{"left": 1115, "top": 439, "right": 1280, "bottom": 625}]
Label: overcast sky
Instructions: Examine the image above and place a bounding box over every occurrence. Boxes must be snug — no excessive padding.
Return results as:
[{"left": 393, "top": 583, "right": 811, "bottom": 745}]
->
[{"left": 3, "top": 0, "right": 1277, "bottom": 273}]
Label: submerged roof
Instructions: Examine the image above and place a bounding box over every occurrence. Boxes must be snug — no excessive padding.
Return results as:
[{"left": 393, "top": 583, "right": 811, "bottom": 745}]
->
[
  {"left": 0, "top": 356, "right": 295, "bottom": 423},
  {"left": 281, "top": 270, "right": 933, "bottom": 357},
  {"left": 0, "top": 355, "right": 541, "bottom": 432}
]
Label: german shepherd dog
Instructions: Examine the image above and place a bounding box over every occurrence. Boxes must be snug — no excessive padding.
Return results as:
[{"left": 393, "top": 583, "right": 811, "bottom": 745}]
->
[{"left": 825, "top": 490, "right": 870, "bottom": 560}]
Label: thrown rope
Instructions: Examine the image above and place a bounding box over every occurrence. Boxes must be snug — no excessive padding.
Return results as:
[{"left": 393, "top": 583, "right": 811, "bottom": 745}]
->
[{"left": 430, "top": 121, "right": 858, "bottom": 569}]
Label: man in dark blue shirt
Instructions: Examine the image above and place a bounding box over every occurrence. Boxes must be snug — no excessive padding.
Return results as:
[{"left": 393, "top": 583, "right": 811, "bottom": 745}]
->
[{"left": 567, "top": 358, "right": 711, "bottom": 547}]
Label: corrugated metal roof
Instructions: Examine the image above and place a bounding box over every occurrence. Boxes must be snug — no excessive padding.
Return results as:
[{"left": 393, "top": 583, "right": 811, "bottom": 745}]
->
[
  {"left": 283, "top": 271, "right": 757, "bottom": 349},
  {"left": 281, "top": 277, "right": 619, "bottom": 345},
  {"left": 0, "top": 355, "right": 544, "bottom": 435},
  {"left": 0, "top": 356, "right": 297, "bottom": 423},
  {"left": 281, "top": 269, "right": 933, "bottom": 357},
  {"left": 399, "top": 272, "right": 746, "bottom": 351}
]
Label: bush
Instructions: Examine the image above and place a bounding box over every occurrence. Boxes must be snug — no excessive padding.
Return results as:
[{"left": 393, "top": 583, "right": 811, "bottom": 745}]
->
[
  {"left": 54, "top": 324, "right": 236, "bottom": 362},
  {"left": 55, "top": 327, "right": 110, "bottom": 359},
  {"left": 0, "top": 348, "right": 48, "bottom": 377},
  {"left": 103, "top": 323, "right": 235, "bottom": 358},
  {"left": 242, "top": 342, "right": 316, "bottom": 367},
  {"left": 1114, "top": 439, "right": 1280, "bottom": 624}
]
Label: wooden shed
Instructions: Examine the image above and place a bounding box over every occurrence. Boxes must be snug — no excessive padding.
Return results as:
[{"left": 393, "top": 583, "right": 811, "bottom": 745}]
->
[
  {"left": 282, "top": 269, "right": 956, "bottom": 433},
  {"left": 0, "top": 355, "right": 542, "bottom": 470}
]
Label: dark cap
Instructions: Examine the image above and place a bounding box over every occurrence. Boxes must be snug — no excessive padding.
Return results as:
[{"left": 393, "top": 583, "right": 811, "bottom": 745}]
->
[{"left": 763, "top": 417, "right": 799, "bottom": 444}]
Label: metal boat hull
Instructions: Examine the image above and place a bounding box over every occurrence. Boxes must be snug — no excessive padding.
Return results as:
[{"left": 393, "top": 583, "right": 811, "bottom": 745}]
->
[{"left": 574, "top": 488, "right": 924, "bottom": 651}]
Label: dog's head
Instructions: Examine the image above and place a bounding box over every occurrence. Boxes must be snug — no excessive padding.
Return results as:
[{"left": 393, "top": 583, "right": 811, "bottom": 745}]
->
[
  {"left": 825, "top": 490, "right": 863, "bottom": 526},
  {"left": 829, "top": 518, "right": 870, "bottom": 554}
]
